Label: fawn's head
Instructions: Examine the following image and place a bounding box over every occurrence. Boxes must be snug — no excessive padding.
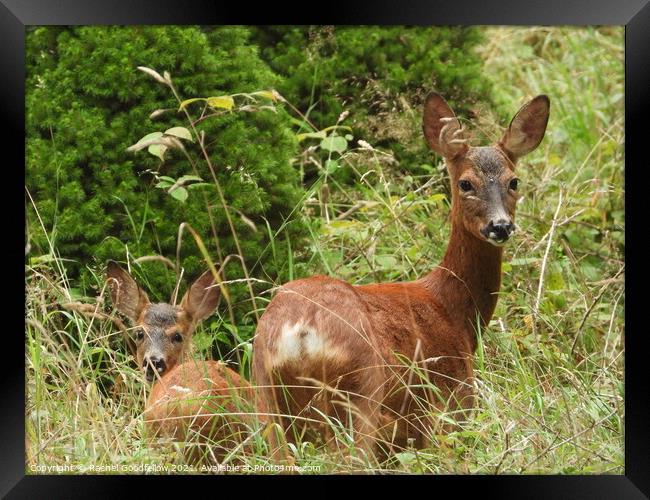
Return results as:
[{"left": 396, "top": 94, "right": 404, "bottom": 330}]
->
[
  {"left": 106, "top": 261, "right": 221, "bottom": 382},
  {"left": 423, "top": 93, "right": 550, "bottom": 246}
]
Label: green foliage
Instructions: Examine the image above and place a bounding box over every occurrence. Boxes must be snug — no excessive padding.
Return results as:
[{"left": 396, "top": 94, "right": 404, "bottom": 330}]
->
[
  {"left": 251, "top": 26, "right": 492, "bottom": 180},
  {"left": 26, "top": 26, "right": 304, "bottom": 308}
]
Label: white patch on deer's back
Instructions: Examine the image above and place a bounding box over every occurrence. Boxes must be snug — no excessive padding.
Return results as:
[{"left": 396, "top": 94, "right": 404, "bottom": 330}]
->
[
  {"left": 170, "top": 385, "right": 192, "bottom": 394},
  {"left": 302, "top": 326, "right": 328, "bottom": 357},
  {"left": 272, "top": 321, "right": 345, "bottom": 368},
  {"left": 274, "top": 322, "right": 302, "bottom": 363}
]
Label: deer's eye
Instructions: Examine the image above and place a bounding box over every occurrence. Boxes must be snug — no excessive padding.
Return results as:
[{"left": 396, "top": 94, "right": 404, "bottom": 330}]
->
[
  {"left": 135, "top": 329, "right": 145, "bottom": 342},
  {"left": 509, "top": 178, "right": 519, "bottom": 191},
  {"left": 458, "top": 179, "right": 474, "bottom": 192},
  {"left": 172, "top": 333, "right": 183, "bottom": 343}
]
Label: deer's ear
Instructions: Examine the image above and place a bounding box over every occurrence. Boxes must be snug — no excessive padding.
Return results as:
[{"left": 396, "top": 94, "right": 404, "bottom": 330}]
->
[
  {"left": 499, "top": 95, "right": 550, "bottom": 162},
  {"left": 180, "top": 269, "right": 221, "bottom": 323},
  {"left": 106, "top": 261, "right": 150, "bottom": 321},
  {"left": 422, "top": 92, "right": 468, "bottom": 159}
]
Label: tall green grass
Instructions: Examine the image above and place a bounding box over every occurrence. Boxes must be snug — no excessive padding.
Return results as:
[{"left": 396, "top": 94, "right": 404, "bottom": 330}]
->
[{"left": 25, "top": 26, "right": 624, "bottom": 474}]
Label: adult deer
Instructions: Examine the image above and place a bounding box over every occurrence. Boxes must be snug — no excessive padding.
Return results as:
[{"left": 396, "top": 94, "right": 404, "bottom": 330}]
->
[
  {"left": 106, "top": 261, "right": 261, "bottom": 460},
  {"left": 252, "top": 93, "right": 550, "bottom": 454}
]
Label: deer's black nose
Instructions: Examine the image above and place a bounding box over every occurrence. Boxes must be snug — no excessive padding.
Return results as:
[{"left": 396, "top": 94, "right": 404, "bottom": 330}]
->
[
  {"left": 144, "top": 356, "right": 167, "bottom": 381},
  {"left": 482, "top": 219, "right": 514, "bottom": 243}
]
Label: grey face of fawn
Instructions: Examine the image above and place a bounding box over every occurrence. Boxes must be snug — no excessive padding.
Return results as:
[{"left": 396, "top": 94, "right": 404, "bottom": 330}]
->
[
  {"left": 423, "top": 93, "right": 550, "bottom": 246},
  {"left": 106, "top": 261, "right": 221, "bottom": 382}
]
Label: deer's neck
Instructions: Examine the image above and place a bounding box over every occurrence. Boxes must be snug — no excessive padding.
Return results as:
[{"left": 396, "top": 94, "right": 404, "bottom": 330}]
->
[{"left": 421, "top": 220, "right": 503, "bottom": 351}]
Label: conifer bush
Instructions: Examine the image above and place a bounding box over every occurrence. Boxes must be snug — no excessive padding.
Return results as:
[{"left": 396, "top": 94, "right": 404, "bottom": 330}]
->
[
  {"left": 26, "top": 26, "right": 304, "bottom": 306},
  {"left": 251, "top": 26, "right": 492, "bottom": 179}
]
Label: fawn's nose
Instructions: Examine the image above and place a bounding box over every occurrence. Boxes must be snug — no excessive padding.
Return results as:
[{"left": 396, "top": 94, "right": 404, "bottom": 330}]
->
[
  {"left": 144, "top": 356, "right": 167, "bottom": 381},
  {"left": 482, "top": 219, "right": 515, "bottom": 244}
]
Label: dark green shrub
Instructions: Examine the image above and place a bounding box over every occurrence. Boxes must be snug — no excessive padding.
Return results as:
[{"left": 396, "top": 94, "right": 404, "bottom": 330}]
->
[
  {"left": 26, "top": 26, "right": 305, "bottom": 315},
  {"left": 251, "top": 26, "right": 493, "bottom": 179}
]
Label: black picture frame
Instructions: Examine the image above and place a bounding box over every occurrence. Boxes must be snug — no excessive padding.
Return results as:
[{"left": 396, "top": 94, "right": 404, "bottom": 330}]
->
[{"left": 6, "top": 0, "right": 647, "bottom": 497}]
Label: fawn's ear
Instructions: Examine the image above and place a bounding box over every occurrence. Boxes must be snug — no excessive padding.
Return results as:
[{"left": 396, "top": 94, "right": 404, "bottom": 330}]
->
[
  {"left": 106, "top": 261, "right": 150, "bottom": 321},
  {"left": 422, "top": 92, "right": 468, "bottom": 159},
  {"left": 180, "top": 269, "right": 221, "bottom": 323},
  {"left": 498, "top": 95, "right": 550, "bottom": 162}
]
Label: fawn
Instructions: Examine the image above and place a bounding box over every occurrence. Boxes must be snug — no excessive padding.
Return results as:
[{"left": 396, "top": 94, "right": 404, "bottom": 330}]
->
[
  {"left": 106, "top": 261, "right": 260, "bottom": 460},
  {"left": 252, "top": 93, "right": 550, "bottom": 454}
]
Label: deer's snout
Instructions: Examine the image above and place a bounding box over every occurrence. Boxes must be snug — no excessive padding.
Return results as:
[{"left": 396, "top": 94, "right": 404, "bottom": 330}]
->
[
  {"left": 481, "top": 219, "right": 515, "bottom": 245},
  {"left": 144, "top": 356, "right": 167, "bottom": 382}
]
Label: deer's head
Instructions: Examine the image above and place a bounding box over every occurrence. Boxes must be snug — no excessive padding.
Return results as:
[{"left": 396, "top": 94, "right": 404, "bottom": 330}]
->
[
  {"left": 423, "top": 93, "right": 550, "bottom": 246},
  {"left": 107, "top": 261, "right": 221, "bottom": 382}
]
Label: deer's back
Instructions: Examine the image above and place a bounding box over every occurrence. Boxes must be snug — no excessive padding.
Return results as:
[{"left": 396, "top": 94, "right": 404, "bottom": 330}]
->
[
  {"left": 254, "top": 275, "right": 473, "bottom": 393},
  {"left": 252, "top": 275, "right": 476, "bottom": 448}
]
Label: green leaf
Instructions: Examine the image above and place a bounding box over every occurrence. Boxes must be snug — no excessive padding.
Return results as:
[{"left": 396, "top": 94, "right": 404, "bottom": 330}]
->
[
  {"left": 394, "top": 452, "right": 417, "bottom": 466},
  {"left": 192, "top": 331, "right": 212, "bottom": 351},
  {"left": 164, "top": 127, "right": 193, "bottom": 142},
  {"left": 251, "top": 90, "right": 277, "bottom": 101},
  {"left": 67, "top": 287, "right": 85, "bottom": 300},
  {"left": 406, "top": 245, "right": 420, "bottom": 261},
  {"left": 169, "top": 186, "right": 188, "bottom": 202},
  {"left": 320, "top": 135, "right": 348, "bottom": 154},
  {"left": 375, "top": 255, "right": 397, "bottom": 268},
  {"left": 178, "top": 97, "right": 206, "bottom": 111},
  {"left": 29, "top": 253, "right": 55, "bottom": 265},
  {"left": 148, "top": 144, "right": 167, "bottom": 161},
  {"left": 296, "top": 130, "right": 327, "bottom": 141},
  {"left": 289, "top": 116, "right": 311, "bottom": 128},
  {"left": 134, "top": 131, "right": 163, "bottom": 147},
  {"left": 298, "top": 125, "right": 351, "bottom": 142},
  {"left": 325, "top": 159, "right": 339, "bottom": 174},
  {"left": 187, "top": 182, "right": 212, "bottom": 190},
  {"left": 177, "top": 175, "right": 203, "bottom": 184},
  {"left": 426, "top": 193, "right": 447, "bottom": 204},
  {"left": 206, "top": 95, "right": 234, "bottom": 111},
  {"left": 322, "top": 125, "right": 352, "bottom": 133},
  {"left": 155, "top": 180, "right": 173, "bottom": 189},
  {"left": 322, "top": 219, "right": 364, "bottom": 237}
]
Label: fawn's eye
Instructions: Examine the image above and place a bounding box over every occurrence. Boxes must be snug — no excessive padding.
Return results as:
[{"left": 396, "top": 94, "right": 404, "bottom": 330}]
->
[
  {"left": 509, "top": 178, "right": 519, "bottom": 191},
  {"left": 172, "top": 332, "right": 183, "bottom": 343},
  {"left": 135, "top": 329, "right": 145, "bottom": 342},
  {"left": 458, "top": 180, "right": 474, "bottom": 192}
]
